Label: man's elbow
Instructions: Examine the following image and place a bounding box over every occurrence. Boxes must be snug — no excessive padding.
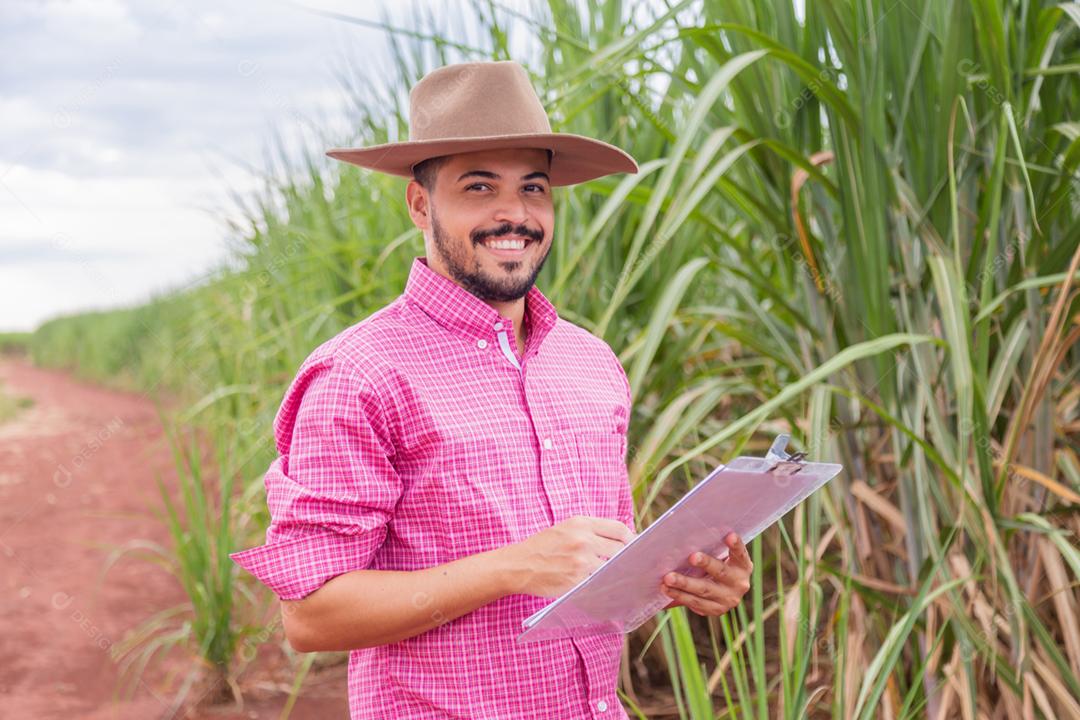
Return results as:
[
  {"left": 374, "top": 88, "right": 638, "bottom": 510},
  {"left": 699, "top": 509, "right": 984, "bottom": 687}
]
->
[
  {"left": 280, "top": 599, "right": 377, "bottom": 652},
  {"left": 281, "top": 599, "right": 322, "bottom": 653},
  {"left": 284, "top": 628, "right": 319, "bottom": 654}
]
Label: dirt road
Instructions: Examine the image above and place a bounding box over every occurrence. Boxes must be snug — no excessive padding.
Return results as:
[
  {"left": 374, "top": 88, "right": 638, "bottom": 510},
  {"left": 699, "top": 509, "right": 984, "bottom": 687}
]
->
[{"left": 0, "top": 357, "right": 348, "bottom": 719}]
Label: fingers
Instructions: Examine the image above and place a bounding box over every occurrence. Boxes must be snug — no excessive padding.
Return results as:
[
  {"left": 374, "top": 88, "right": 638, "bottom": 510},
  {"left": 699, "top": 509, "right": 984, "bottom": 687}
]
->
[
  {"left": 664, "top": 565, "right": 750, "bottom": 600},
  {"left": 584, "top": 516, "right": 636, "bottom": 543},
  {"left": 659, "top": 535, "right": 754, "bottom": 615},
  {"left": 660, "top": 584, "right": 733, "bottom": 616},
  {"left": 566, "top": 517, "right": 633, "bottom": 566},
  {"left": 724, "top": 532, "right": 752, "bottom": 570},
  {"left": 592, "top": 535, "right": 629, "bottom": 561},
  {"left": 684, "top": 551, "right": 730, "bottom": 584},
  {"left": 660, "top": 561, "right": 749, "bottom": 617}
]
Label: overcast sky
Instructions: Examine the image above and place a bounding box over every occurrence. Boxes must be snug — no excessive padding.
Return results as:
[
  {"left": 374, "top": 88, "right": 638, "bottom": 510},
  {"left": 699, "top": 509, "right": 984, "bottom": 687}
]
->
[{"left": 0, "top": 0, "right": 483, "bottom": 331}]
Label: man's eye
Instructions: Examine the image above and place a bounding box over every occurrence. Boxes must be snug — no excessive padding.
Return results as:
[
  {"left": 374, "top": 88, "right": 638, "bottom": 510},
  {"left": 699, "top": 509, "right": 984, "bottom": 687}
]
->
[
  {"left": 524, "top": 184, "right": 547, "bottom": 193},
  {"left": 465, "top": 183, "right": 490, "bottom": 191}
]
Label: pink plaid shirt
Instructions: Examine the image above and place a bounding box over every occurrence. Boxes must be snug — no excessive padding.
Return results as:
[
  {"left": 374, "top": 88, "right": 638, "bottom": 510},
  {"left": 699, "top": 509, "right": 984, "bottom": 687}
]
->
[{"left": 231, "top": 255, "right": 635, "bottom": 719}]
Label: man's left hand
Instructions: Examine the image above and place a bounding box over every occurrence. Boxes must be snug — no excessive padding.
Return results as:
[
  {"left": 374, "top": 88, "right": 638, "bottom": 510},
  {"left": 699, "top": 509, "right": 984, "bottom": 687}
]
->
[{"left": 660, "top": 532, "right": 752, "bottom": 616}]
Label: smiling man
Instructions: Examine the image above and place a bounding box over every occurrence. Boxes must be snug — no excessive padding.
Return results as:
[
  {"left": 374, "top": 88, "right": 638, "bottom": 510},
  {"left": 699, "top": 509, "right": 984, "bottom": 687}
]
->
[{"left": 230, "top": 60, "right": 752, "bottom": 720}]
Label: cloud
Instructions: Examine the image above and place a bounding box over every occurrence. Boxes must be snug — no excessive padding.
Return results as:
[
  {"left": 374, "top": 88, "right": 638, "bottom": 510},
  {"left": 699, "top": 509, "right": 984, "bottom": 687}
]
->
[{"left": 0, "top": 0, "right": 392, "bottom": 331}]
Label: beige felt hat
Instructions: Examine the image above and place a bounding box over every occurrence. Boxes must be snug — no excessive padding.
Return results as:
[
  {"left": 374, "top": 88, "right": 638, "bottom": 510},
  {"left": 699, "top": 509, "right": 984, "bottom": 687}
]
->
[{"left": 325, "top": 60, "right": 638, "bottom": 186}]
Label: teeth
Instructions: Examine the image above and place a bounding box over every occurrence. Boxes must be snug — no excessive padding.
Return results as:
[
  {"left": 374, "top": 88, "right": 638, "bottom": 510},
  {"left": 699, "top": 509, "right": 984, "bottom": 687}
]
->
[{"left": 486, "top": 238, "right": 527, "bottom": 250}]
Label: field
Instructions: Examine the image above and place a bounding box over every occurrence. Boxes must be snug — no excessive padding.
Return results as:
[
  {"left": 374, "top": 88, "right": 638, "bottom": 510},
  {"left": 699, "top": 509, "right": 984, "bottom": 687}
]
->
[{"left": 21, "top": 1, "right": 1080, "bottom": 717}]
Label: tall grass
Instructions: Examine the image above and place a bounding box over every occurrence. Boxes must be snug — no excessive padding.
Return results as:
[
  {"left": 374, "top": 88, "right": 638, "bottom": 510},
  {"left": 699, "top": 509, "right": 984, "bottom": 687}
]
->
[{"left": 30, "top": 0, "right": 1080, "bottom": 716}]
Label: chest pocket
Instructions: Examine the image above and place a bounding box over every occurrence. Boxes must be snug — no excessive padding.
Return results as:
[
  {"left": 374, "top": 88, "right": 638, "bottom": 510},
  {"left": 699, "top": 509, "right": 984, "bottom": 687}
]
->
[
  {"left": 572, "top": 430, "right": 628, "bottom": 521},
  {"left": 435, "top": 436, "right": 533, "bottom": 557}
]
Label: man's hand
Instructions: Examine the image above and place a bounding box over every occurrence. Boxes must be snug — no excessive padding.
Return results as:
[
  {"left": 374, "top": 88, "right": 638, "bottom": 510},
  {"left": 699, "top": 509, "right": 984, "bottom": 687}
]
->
[
  {"left": 659, "top": 532, "right": 753, "bottom": 616},
  {"left": 502, "top": 515, "right": 635, "bottom": 598}
]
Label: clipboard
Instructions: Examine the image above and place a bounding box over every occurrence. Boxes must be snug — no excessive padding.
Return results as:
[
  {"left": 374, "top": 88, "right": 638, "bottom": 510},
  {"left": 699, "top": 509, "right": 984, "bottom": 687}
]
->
[{"left": 516, "top": 434, "right": 842, "bottom": 643}]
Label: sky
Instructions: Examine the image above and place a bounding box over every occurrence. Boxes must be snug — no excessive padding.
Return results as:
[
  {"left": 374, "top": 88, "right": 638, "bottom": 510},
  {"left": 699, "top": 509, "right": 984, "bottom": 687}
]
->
[{"left": 0, "top": 0, "right": 462, "bottom": 331}]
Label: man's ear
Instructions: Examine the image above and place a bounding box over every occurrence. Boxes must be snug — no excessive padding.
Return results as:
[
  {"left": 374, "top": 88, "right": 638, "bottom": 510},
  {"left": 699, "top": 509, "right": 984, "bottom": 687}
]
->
[{"left": 405, "top": 179, "right": 430, "bottom": 231}]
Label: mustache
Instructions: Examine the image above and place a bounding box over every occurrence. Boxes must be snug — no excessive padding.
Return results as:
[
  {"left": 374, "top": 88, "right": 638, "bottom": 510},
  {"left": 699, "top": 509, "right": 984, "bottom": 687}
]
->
[{"left": 471, "top": 222, "right": 544, "bottom": 245}]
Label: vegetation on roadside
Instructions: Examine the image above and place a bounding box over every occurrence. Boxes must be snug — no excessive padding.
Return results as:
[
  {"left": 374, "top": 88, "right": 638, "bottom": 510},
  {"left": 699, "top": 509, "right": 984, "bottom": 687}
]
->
[
  {"left": 0, "top": 332, "right": 32, "bottom": 356},
  {"left": 29, "top": 0, "right": 1080, "bottom": 717},
  {"left": 0, "top": 380, "right": 34, "bottom": 425}
]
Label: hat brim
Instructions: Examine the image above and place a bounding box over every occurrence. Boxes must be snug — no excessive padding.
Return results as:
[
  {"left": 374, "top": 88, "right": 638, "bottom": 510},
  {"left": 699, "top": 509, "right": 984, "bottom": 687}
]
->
[{"left": 325, "top": 133, "right": 637, "bottom": 187}]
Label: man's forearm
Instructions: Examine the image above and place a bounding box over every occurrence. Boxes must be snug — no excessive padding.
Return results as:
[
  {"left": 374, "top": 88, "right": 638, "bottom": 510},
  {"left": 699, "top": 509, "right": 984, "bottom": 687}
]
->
[{"left": 282, "top": 545, "right": 524, "bottom": 652}]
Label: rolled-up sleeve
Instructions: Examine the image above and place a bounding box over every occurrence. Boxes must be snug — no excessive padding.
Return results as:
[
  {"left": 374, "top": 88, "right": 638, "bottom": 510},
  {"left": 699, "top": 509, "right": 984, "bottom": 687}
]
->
[{"left": 230, "top": 353, "right": 402, "bottom": 601}]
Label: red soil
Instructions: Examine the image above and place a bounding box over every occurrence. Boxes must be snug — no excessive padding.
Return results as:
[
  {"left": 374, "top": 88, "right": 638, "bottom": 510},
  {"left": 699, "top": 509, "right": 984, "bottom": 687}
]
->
[{"left": 0, "top": 357, "right": 349, "bottom": 719}]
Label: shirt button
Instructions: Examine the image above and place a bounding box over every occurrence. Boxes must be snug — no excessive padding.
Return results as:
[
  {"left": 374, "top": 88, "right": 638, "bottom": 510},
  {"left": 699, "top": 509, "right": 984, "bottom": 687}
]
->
[
  {"left": 597, "top": 700, "right": 608, "bottom": 712},
  {"left": 543, "top": 437, "right": 553, "bottom": 450},
  {"left": 494, "top": 322, "right": 504, "bottom": 331},
  {"left": 477, "top": 339, "right": 488, "bottom": 349}
]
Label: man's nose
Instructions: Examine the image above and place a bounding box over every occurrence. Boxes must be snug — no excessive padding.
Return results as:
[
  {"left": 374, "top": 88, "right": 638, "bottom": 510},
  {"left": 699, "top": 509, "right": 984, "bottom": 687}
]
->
[{"left": 492, "top": 195, "right": 531, "bottom": 227}]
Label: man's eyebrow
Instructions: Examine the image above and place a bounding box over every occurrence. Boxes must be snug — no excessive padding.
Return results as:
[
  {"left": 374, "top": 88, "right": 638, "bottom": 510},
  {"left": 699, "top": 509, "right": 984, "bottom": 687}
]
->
[
  {"left": 457, "top": 170, "right": 498, "bottom": 181},
  {"left": 456, "top": 170, "right": 551, "bottom": 183}
]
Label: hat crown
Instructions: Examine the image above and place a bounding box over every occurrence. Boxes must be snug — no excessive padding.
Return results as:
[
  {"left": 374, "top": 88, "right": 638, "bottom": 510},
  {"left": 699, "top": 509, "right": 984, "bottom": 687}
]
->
[{"left": 408, "top": 61, "right": 553, "bottom": 142}]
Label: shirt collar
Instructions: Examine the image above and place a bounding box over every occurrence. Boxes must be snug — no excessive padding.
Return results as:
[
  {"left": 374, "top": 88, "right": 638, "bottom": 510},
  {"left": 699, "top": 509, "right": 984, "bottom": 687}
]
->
[{"left": 404, "top": 255, "right": 559, "bottom": 353}]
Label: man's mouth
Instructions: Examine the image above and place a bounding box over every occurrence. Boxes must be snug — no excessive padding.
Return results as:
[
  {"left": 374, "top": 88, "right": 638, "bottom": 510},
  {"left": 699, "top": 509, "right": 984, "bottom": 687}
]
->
[{"left": 479, "top": 235, "right": 537, "bottom": 253}]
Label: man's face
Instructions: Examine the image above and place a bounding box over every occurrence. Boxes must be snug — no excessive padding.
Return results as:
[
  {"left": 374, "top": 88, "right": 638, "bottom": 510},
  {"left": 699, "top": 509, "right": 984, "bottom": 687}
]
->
[{"left": 413, "top": 148, "right": 554, "bottom": 303}]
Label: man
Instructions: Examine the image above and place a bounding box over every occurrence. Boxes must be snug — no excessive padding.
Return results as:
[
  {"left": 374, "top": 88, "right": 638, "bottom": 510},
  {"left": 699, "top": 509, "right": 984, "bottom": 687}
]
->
[{"left": 230, "top": 60, "right": 752, "bottom": 719}]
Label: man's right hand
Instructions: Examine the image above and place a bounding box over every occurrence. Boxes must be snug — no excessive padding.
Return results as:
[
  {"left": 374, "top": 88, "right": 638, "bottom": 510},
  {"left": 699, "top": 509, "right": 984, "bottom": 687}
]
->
[
  {"left": 278, "top": 515, "right": 636, "bottom": 651},
  {"left": 501, "top": 516, "right": 636, "bottom": 598}
]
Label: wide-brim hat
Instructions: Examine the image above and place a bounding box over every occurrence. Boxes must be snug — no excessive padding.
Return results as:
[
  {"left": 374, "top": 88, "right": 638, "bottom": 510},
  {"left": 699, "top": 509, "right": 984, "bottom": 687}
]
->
[{"left": 326, "top": 60, "right": 638, "bottom": 187}]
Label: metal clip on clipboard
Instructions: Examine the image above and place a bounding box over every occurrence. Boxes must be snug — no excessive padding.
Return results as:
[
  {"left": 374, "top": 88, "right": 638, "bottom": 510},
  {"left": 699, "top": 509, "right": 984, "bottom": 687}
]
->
[
  {"left": 764, "top": 433, "right": 807, "bottom": 475},
  {"left": 516, "top": 433, "right": 843, "bottom": 644}
]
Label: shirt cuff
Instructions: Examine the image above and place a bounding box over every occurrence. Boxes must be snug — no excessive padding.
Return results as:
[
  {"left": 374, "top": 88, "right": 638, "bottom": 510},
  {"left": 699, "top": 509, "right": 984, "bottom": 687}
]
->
[{"left": 230, "top": 525, "right": 387, "bottom": 601}]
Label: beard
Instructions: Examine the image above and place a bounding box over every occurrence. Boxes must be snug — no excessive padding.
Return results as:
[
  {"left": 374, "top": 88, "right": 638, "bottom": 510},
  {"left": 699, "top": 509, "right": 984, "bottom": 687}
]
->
[{"left": 430, "top": 207, "right": 549, "bottom": 302}]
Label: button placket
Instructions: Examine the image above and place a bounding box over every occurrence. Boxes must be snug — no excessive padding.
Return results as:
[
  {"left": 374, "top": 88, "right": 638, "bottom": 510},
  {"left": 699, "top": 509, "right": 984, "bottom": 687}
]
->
[
  {"left": 536, "top": 429, "right": 580, "bottom": 524},
  {"left": 494, "top": 318, "right": 521, "bottom": 371}
]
